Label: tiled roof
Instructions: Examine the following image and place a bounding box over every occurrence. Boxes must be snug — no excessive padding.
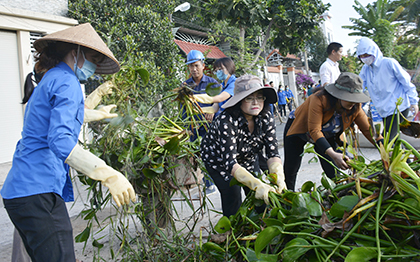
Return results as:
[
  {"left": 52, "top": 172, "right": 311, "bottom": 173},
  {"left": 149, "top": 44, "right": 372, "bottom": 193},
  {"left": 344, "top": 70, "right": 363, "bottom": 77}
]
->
[
  {"left": 267, "top": 66, "right": 280, "bottom": 73},
  {"left": 174, "top": 39, "right": 226, "bottom": 59},
  {"left": 266, "top": 49, "right": 300, "bottom": 61}
]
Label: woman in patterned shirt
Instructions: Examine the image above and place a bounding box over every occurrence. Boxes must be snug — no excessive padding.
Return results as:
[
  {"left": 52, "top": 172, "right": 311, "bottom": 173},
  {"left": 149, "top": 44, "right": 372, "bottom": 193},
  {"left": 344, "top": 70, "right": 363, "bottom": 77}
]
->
[{"left": 200, "top": 75, "right": 287, "bottom": 217}]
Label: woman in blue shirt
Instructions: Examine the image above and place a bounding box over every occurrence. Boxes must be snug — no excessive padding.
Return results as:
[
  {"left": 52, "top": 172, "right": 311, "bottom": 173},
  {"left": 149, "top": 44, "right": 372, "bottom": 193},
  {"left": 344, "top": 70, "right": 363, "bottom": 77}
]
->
[
  {"left": 193, "top": 57, "right": 236, "bottom": 116},
  {"left": 277, "top": 85, "right": 287, "bottom": 117},
  {"left": 1, "top": 23, "right": 135, "bottom": 261}
]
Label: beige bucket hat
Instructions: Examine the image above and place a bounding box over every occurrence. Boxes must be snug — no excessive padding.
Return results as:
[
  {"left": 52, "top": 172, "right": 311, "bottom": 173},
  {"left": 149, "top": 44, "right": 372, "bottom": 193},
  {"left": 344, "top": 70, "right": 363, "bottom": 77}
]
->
[
  {"left": 33, "top": 23, "right": 120, "bottom": 74},
  {"left": 222, "top": 75, "right": 278, "bottom": 109},
  {"left": 325, "top": 72, "right": 370, "bottom": 103}
]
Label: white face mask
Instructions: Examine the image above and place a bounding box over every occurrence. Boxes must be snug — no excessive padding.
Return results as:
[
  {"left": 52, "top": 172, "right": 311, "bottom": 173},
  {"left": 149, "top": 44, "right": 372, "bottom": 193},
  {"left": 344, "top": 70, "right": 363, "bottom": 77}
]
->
[{"left": 361, "top": 55, "right": 375, "bottom": 66}]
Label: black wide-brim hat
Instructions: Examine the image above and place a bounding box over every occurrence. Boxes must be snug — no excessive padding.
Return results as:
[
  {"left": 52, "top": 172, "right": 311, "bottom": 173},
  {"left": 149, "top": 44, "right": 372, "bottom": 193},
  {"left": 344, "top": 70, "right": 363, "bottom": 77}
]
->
[
  {"left": 325, "top": 72, "right": 370, "bottom": 103},
  {"left": 34, "top": 23, "right": 120, "bottom": 75},
  {"left": 222, "top": 75, "right": 278, "bottom": 109}
]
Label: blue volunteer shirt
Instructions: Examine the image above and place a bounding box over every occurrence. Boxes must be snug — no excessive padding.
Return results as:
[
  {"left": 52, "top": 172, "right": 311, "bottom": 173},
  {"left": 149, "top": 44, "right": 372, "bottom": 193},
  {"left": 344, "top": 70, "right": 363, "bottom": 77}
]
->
[
  {"left": 277, "top": 91, "right": 287, "bottom": 105},
  {"left": 1, "top": 62, "right": 84, "bottom": 202},
  {"left": 285, "top": 89, "right": 294, "bottom": 101},
  {"left": 184, "top": 74, "right": 220, "bottom": 141},
  {"left": 216, "top": 75, "right": 236, "bottom": 116}
]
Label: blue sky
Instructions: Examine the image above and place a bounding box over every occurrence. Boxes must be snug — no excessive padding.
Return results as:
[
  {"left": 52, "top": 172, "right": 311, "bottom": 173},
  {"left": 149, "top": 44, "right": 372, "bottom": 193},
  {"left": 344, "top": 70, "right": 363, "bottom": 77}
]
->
[{"left": 322, "top": 0, "right": 375, "bottom": 53}]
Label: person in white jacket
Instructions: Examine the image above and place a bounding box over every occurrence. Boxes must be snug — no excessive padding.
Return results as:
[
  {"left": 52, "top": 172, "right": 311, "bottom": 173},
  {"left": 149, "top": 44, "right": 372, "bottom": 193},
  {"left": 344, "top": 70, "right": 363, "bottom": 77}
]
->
[{"left": 357, "top": 37, "right": 419, "bottom": 140}]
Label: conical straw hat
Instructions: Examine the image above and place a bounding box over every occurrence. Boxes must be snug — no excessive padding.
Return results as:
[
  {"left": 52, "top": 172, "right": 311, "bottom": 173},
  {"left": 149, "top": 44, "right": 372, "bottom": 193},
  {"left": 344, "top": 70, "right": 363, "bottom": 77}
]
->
[{"left": 34, "top": 23, "right": 120, "bottom": 74}]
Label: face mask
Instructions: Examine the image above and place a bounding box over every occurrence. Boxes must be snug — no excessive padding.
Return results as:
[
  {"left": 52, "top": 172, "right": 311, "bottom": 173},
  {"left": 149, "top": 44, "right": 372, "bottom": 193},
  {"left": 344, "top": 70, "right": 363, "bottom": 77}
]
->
[
  {"left": 216, "top": 69, "right": 228, "bottom": 81},
  {"left": 360, "top": 55, "right": 375, "bottom": 66},
  {"left": 74, "top": 50, "right": 97, "bottom": 81}
]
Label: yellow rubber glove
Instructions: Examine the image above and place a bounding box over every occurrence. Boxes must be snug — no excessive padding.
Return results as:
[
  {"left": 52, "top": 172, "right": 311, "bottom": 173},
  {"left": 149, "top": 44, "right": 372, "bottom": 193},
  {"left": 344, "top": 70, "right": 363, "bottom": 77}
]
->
[
  {"left": 85, "top": 81, "right": 115, "bottom": 109},
  {"left": 233, "top": 166, "right": 276, "bottom": 205},
  {"left": 194, "top": 94, "right": 214, "bottom": 104},
  {"left": 268, "top": 162, "right": 287, "bottom": 194},
  {"left": 200, "top": 106, "right": 217, "bottom": 114},
  {"left": 84, "top": 105, "right": 118, "bottom": 123},
  {"left": 65, "top": 144, "right": 136, "bottom": 206}
]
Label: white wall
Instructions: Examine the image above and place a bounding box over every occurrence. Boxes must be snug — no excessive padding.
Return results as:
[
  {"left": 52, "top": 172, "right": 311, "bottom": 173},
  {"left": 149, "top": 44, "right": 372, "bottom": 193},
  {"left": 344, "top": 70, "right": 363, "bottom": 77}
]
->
[
  {"left": 1, "top": 0, "right": 68, "bottom": 16},
  {"left": 0, "top": 5, "right": 77, "bottom": 164}
]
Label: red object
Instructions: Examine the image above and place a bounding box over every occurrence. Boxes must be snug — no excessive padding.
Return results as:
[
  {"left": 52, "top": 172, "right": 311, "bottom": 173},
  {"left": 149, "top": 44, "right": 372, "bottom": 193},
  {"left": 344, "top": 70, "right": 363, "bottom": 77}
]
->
[
  {"left": 174, "top": 39, "right": 226, "bottom": 59},
  {"left": 414, "top": 111, "right": 420, "bottom": 121}
]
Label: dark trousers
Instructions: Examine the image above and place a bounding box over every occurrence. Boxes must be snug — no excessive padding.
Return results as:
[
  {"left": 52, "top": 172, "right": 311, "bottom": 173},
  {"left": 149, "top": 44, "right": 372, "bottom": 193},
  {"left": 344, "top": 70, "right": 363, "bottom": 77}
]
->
[
  {"left": 283, "top": 118, "right": 337, "bottom": 191},
  {"left": 287, "top": 102, "right": 293, "bottom": 111},
  {"left": 278, "top": 104, "right": 286, "bottom": 117},
  {"left": 205, "top": 163, "right": 251, "bottom": 217},
  {"left": 383, "top": 108, "right": 409, "bottom": 141},
  {"left": 4, "top": 193, "right": 76, "bottom": 262}
]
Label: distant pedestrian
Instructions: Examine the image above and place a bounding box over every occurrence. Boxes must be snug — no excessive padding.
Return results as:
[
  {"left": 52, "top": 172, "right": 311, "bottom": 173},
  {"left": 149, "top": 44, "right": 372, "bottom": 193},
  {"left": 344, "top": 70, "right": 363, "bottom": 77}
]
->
[
  {"left": 284, "top": 85, "right": 294, "bottom": 111},
  {"left": 277, "top": 85, "right": 287, "bottom": 117}
]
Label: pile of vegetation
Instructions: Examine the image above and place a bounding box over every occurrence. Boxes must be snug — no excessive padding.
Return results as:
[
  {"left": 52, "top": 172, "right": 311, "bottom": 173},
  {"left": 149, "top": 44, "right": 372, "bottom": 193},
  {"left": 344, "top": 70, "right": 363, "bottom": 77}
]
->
[{"left": 203, "top": 129, "right": 420, "bottom": 261}]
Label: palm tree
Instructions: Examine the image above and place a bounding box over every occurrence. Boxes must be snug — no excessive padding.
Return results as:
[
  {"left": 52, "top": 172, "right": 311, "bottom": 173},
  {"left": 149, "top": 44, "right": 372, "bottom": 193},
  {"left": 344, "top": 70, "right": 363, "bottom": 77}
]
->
[{"left": 342, "top": 0, "right": 404, "bottom": 57}]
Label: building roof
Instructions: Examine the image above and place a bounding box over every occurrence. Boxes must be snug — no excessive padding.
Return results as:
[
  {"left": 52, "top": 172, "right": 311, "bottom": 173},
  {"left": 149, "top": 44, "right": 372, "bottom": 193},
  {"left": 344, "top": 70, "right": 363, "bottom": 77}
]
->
[
  {"left": 267, "top": 66, "right": 280, "bottom": 73},
  {"left": 266, "top": 49, "right": 300, "bottom": 61},
  {"left": 174, "top": 39, "right": 226, "bottom": 60}
]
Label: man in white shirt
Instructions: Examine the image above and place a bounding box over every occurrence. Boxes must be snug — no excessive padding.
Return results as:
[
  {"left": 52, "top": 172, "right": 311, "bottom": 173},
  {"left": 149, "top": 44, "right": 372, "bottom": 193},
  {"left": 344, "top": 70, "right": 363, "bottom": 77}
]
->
[{"left": 319, "top": 42, "right": 343, "bottom": 86}]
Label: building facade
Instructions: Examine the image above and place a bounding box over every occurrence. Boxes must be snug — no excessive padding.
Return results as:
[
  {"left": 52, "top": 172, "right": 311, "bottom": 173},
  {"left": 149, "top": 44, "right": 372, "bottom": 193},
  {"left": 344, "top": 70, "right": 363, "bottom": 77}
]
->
[{"left": 0, "top": 1, "right": 77, "bottom": 164}]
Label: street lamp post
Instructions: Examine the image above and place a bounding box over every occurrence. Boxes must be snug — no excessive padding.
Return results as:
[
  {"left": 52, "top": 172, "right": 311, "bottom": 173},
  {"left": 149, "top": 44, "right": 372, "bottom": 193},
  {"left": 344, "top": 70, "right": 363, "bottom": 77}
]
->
[{"left": 169, "top": 2, "right": 191, "bottom": 22}]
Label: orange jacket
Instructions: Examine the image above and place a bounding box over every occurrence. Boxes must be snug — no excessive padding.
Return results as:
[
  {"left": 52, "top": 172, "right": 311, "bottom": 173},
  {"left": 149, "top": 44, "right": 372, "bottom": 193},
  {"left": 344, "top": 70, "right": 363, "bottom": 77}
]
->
[{"left": 286, "top": 93, "right": 379, "bottom": 152}]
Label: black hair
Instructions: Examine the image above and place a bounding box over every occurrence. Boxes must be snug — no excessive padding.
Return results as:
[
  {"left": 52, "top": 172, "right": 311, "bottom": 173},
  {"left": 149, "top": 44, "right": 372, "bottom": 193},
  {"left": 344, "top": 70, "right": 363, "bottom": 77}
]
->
[
  {"left": 22, "top": 41, "right": 81, "bottom": 104},
  {"left": 327, "top": 42, "right": 343, "bottom": 55},
  {"left": 214, "top": 57, "right": 235, "bottom": 75},
  {"left": 21, "top": 65, "right": 45, "bottom": 104}
]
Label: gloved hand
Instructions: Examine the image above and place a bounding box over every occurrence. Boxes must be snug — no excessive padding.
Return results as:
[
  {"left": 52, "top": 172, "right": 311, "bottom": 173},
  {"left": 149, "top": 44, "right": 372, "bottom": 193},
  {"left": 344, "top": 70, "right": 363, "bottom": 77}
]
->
[
  {"left": 200, "top": 106, "right": 217, "bottom": 114},
  {"left": 410, "top": 104, "right": 419, "bottom": 117},
  {"left": 84, "top": 105, "right": 118, "bottom": 123},
  {"left": 194, "top": 94, "right": 214, "bottom": 104},
  {"left": 233, "top": 166, "right": 276, "bottom": 205},
  {"left": 268, "top": 162, "right": 287, "bottom": 194},
  {"left": 65, "top": 144, "right": 136, "bottom": 206},
  {"left": 85, "top": 81, "right": 115, "bottom": 109}
]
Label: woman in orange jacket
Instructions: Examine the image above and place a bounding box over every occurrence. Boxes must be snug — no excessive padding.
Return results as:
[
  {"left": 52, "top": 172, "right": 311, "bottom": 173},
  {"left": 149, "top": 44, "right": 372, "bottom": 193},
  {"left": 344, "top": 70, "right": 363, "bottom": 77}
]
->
[{"left": 283, "top": 73, "right": 383, "bottom": 191}]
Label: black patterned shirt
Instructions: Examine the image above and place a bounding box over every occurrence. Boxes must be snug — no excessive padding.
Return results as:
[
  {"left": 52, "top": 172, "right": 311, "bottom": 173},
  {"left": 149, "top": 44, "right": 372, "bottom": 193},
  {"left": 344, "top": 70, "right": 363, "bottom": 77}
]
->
[{"left": 200, "top": 109, "right": 280, "bottom": 181}]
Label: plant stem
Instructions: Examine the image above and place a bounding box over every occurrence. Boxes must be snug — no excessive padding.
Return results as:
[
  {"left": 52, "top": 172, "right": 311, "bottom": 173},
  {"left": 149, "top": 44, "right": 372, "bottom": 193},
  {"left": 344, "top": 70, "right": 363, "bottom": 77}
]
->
[
  {"left": 376, "top": 182, "right": 385, "bottom": 261},
  {"left": 324, "top": 207, "right": 373, "bottom": 261}
]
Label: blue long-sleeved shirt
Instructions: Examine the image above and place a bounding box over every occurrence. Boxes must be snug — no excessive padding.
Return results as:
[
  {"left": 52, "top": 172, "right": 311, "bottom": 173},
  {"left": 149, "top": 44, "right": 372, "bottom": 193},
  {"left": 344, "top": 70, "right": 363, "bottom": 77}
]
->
[
  {"left": 184, "top": 74, "right": 220, "bottom": 141},
  {"left": 285, "top": 89, "right": 294, "bottom": 101},
  {"left": 357, "top": 37, "right": 418, "bottom": 118},
  {"left": 1, "top": 62, "right": 84, "bottom": 201},
  {"left": 277, "top": 90, "right": 287, "bottom": 105},
  {"left": 215, "top": 75, "right": 236, "bottom": 116}
]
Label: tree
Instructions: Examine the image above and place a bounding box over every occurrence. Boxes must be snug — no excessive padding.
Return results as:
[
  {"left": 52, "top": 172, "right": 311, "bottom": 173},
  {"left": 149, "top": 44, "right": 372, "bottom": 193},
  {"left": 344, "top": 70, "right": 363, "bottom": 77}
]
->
[
  {"left": 305, "top": 27, "right": 329, "bottom": 72},
  {"left": 204, "top": 0, "right": 328, "bottom": 71},
  {"left": 342, "top": 0, "right": 404, "bottom": 57},
  {"left": 339, "top": 50, "right": 363, "bottom": 74},
  {"left": 69, "top": 0, "right": 181, "bottom": 77},
  {"left": 68, "top": 0, "right": 184, "bottom": 111}
]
